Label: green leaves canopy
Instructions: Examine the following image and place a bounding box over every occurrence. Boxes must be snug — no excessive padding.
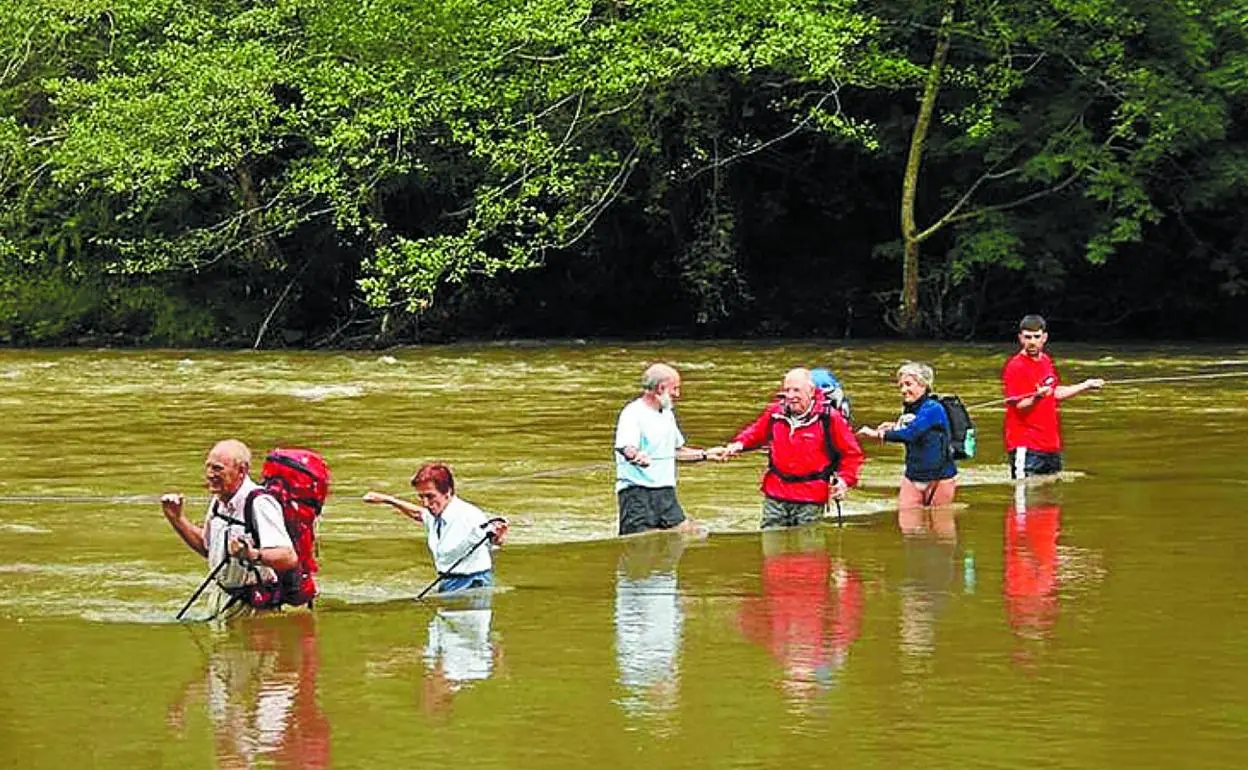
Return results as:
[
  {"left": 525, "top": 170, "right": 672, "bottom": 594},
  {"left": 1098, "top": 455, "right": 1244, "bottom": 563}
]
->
[{"left": 1, "top": 0, "right": 1245, "bottom": 341}]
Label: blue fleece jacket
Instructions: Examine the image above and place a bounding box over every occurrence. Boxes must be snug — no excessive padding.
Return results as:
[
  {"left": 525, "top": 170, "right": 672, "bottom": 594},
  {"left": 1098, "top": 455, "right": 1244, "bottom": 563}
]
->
[{"left": 882, "top": 394, "right": 957, "bottom": 482}]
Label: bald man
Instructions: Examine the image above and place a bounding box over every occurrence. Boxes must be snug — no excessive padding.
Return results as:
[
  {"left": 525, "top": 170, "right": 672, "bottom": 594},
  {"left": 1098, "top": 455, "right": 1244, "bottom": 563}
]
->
[
  {"left": 161, "top": 439, "right": 296, "bottom": 614},
  {"left": 614, "top": 363, "right": 717, "bottom": 536},
  {"left": 724, "top": 368, "right": 865, "bottom": 529}
]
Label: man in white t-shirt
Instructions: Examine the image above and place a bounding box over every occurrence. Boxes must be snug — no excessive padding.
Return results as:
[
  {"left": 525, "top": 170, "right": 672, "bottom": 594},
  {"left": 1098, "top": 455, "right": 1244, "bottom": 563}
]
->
[
  {"left": 364, "top": 462, "right": 508, "bottom": 594},
  {"left": 161, "top": 439, "right": 297, "bottom": 614},
  {"left": 614, "top": 363, "right": 722, "bottom": 536}
]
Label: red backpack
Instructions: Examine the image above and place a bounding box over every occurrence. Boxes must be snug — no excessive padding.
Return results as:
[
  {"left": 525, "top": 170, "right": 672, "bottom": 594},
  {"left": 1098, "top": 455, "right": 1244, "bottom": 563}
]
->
[{"left": 240, "top": 448, "right": 331, "bottom": 608}]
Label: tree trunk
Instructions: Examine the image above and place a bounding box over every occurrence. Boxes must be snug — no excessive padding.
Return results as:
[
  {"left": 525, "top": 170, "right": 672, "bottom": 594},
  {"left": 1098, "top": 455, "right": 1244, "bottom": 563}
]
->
[
  {"left": 899, "top": 1, "right": 955, "bottom": 336},
  {"left": 236, "top": 161, "right": 274, "bottom": 265}
]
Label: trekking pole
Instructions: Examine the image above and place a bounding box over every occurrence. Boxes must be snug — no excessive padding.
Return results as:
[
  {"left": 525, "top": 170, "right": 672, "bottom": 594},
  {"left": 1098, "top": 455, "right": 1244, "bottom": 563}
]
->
[
  {"left": 416, "top": 517, "right": 507, "bottom": 600},
  {"left": 176, "top": 556, "right": 230, "bottom": 621},
  {"left": 831, "top": 474, "right": 844, "bottom": 527}
]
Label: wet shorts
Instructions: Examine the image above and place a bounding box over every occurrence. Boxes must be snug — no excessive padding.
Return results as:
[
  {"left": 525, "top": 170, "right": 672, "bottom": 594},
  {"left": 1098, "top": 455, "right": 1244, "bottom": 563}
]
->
[
  {"left": 1008, "top": 448, "right": 1063, "bottom": 479},
  {"left": 761, "top": 497, "right": 826, "bottom": 529},
  {"left": 617, "top": 486, "right": 686, "bottom": 536}
]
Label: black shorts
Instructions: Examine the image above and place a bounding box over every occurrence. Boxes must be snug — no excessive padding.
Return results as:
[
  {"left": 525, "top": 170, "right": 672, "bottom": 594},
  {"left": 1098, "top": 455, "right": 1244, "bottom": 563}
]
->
[
  {"left": 1008, "top": 448, "right": 1063, "bottom": 479},
  {"left": 617, "top": 486, "right": 687, "bottom": 536}
]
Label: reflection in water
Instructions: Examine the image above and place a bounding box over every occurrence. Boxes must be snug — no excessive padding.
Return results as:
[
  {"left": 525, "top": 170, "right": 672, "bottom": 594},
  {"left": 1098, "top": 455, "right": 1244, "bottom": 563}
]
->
[
  {"left": 422, "top": 598, "right": 501, "bottom": 714},
  {"left": 737, "top": 526, "right": 864, "bottom": 712},
  {"left": 168, "top": 613, "right": 330, "bottom": 769},
  {"left": 364, "top": 594, "right": 504, "bottom": 715},
  {"left": 898, "top": 506, "right": 957, "bottom": 674},
  {"left": 1005, "top": 484, "right": 1062, "bottom": 665},
  {"left": 614, "top": 532, "right": 689, "bottom": 725}
]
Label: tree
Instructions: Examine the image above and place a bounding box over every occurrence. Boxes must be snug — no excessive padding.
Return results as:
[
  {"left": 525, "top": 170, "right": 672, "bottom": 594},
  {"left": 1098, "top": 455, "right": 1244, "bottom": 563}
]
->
[{"left": 880, "top": 0, "right": 1233, "bottom": 334}]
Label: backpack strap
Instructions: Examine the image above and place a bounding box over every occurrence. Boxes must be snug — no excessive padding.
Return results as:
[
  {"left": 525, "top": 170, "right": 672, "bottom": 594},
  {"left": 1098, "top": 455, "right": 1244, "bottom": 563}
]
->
[
  {"left": 933, "top": 395, "right": 955, "bottom": 461},
  {"left": 765, "top": 409, "right": 842, "bottom": 483},
  {"left": 209, "top": 491, "right": 276, "bottom": 598},
  {"left": 820, "top": 410, "right": 842, "bottom": 473},
  {"left": 241, "top": 487, "right": 279, "bottom": 546},
  {"left": 210, "top": 499, "right": 247, "bottom": 529}
]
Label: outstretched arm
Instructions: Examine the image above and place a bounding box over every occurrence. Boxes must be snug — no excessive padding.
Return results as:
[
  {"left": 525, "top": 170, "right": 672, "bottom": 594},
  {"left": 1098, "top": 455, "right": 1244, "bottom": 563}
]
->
[
  {"left": 881, "top": 406, "right": 943, "bottom": 444},
  {"left": 362, "top": 491, "right": 426, "bottom": 524},
  {"left": 1055, "top": 378, "right": 1104, "bottom": 401},
  {"left": 724, "top": 408, "right": 773, "bottom": 456},
  {"left": 675, "top": 446, "right": 713, "bottom": 462}
]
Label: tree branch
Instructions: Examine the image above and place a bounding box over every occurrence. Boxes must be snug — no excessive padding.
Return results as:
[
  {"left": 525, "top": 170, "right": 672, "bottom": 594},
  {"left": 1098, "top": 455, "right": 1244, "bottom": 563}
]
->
[
  {"left": 253, "top": 267, "right": 305, "bottom": 349},
  {"left": 684, "top": 86, "right": 841, "bottom": 182},
  {"left": 555, "top": 144, "right": 640, "bottom": 249},
  {"left": 940, "top": 170, "right": 1085, "bottom": 228},
  {"left": 913, "top": 167, "right": 1023, "bottom": 242}
]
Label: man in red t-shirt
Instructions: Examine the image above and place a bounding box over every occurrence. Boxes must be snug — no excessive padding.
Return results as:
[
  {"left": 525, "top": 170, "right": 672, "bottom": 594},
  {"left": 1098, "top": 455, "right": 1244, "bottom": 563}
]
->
[{"left": 1001, "top": 315, "right": 1103, "bottom": 478}]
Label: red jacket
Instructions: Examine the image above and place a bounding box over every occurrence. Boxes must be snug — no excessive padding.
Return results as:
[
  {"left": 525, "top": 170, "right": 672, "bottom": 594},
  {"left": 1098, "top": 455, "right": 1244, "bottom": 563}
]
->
[{"left": 731, "top": 395, "right": 865, "bottom": 504}]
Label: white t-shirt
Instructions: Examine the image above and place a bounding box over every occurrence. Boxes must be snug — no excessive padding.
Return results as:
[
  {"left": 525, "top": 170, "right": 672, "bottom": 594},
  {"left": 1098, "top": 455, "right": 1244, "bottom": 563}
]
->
[
  {"left": 423, "top": 495, "right": 493, "bottom": 575},
  {"left": 614, "top": 397, "right": 685, "bottom": 492},
  {"left": 614, "top": 570, "right": 683, "bottom": 716},
  {"left": 203, "top": 477, "right": 293, "bottom": 589}
]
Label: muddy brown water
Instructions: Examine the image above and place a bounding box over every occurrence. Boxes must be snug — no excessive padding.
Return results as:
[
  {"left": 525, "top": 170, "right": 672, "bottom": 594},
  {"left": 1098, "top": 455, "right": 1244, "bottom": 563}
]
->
[{"left": 1, "top": 342, "right": 1246, "bottom": 768}]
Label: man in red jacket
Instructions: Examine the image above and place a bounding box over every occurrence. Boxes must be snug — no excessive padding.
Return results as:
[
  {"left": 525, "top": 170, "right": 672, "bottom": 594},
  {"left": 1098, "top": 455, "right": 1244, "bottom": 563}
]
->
[{"left": 723, "top": 368, "right": 865, "bottom": 528}]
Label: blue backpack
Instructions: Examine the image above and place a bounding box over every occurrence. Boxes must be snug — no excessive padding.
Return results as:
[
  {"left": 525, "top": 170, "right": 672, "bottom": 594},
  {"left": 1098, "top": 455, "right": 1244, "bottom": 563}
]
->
[{"left": 811, "top": 368, "right": 853, "bottom": 423}]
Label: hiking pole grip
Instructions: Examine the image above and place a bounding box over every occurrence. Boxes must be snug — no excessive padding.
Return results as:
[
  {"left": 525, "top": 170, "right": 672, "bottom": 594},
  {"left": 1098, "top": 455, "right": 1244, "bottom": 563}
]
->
[{"left": 176, "top": 555, "right": 230, "bottom": 621}]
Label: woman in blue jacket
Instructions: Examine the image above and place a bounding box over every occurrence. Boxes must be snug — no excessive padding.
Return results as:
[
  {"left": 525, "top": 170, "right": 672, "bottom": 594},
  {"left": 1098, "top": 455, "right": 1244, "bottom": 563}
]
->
[{"left": 857, "top": 362, "right": 957, "bottom": 509}]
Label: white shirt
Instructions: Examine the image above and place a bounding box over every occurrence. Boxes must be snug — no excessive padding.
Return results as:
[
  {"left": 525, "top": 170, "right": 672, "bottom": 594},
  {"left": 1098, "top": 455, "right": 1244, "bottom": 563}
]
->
[
  {"left": 615, "top": 570, "right": 683, "bottom": 716},
  {"left": 423, "top": 495, "right": 493, "bottom": 575},
  {"left": 203, "top": 477, "right": 293, "bottom": 589},
  {"left": 206, "top": 644, "right": 296, "bottom": 759},
  {"left": 614, "top": 397, "right": 685, "bottom": 491},
  {"left": 424, "top": 608, "right": 494, "bottom": 686}
]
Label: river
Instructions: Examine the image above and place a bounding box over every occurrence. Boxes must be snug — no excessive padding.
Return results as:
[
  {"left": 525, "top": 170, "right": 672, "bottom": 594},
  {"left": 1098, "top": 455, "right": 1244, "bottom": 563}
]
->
[{"left": 1, "top": 341, "right": 1246, "bottom": 768}]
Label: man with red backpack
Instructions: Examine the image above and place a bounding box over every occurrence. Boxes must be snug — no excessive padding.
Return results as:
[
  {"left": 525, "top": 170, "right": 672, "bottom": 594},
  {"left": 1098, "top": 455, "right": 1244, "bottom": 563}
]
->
[
  {"left": 721, "top": 368, "right": 866, "bottom": 529},
  {"left": 162, "top": 439, "right": 326, "bottom": 616}
]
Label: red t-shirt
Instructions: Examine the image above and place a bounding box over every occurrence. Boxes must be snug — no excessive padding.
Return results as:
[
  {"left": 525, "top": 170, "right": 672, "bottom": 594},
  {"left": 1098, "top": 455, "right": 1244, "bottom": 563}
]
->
[
  {"left": 1002, "top": 351, "right": 1062, "bottom": 453},
  {"left": 1004, "top": 503, "right": 1060, "bottom": 638}
]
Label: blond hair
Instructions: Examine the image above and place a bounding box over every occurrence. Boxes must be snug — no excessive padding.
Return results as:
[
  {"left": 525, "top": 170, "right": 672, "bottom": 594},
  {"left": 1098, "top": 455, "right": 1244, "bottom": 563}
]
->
[{"left": 896, "top": 361, "right": 934, "bottom": 390}]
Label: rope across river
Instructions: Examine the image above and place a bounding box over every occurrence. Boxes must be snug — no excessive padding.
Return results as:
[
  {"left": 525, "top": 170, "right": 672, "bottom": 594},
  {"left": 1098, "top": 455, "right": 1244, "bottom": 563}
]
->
[
  {"left": 960, "top": 369, "right": 1248, "bottom": 411},
  {"left": 0, "top": 369, "right": 1243, "bottom": 505}
]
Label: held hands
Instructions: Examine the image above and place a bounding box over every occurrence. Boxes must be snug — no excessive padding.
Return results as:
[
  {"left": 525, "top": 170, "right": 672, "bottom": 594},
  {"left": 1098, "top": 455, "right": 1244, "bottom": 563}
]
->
[
  {"left": 704, "top": 445, "right": 731, "bottom": 462},
  {"left": 1083, "top": 378, "right": 1105, "bottom": 391},
  {"left": 856, "top": 423, "right": 893, "bottom": 440},
  {"left": 361, "top": 491, "right": 393, "bottom": 505}
]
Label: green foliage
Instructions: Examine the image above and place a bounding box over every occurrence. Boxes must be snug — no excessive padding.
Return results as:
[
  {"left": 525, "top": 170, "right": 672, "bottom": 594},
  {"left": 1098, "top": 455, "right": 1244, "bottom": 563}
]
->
[{"left": 0, "top": 0, "right": 1246, "bottom": 342}]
